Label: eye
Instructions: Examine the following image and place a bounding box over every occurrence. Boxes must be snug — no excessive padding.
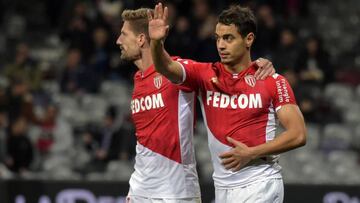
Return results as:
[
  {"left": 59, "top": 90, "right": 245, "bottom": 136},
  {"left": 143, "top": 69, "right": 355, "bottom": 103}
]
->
[{"left": 224, "top": 35, "right": 234, "bottom": 42}]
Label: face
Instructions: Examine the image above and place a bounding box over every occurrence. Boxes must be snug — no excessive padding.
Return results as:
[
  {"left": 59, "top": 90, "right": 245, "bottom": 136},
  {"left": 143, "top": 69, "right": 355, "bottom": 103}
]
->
[
  {"left": 116, "top": 21, "right": 141, "bottom": 61},
  {"left": 307, "top": 38, "right": 318, "bottom": 55},
  {"left": 215, "top": 23, "right": 253, "bottom": 65}
]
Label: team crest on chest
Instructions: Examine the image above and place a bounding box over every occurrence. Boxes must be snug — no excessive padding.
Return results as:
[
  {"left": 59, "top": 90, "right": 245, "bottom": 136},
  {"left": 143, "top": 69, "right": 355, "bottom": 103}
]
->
[
  {"left": 154, "top": 75, "right": 163, "bottom": 89},
  {"left": 244, "top": 75, "right": 256, "bottom": 87}
]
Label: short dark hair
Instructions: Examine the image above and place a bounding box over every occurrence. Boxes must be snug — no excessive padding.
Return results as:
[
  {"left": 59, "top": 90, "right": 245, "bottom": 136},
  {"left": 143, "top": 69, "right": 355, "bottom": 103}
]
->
[{"left": 218, "top": 5, "right": 257, "bottom": 38}]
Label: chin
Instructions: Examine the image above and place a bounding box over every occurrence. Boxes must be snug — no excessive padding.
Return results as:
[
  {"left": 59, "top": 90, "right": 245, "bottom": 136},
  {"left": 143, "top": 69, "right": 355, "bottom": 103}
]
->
[
  {"left": 120, "top": 54, "right": 131, "bottom": 61},
  {"left": 220, "top": 58, "right": 231, "bottom": 64}
]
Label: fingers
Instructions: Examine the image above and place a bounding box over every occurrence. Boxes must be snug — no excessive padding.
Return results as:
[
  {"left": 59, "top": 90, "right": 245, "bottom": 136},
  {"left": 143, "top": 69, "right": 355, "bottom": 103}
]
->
[
  {"left": 154, "top": 4, "right": 159, "bottom": 19},
  {"left": 231, "top": 162, "right": 242, "bottom": 172},
  {"left": 221, "top": 157, "right": 235, "bottom": 165},
  {"left": 154, "top": 3, "right": 167, "bottom": 19},
  {"left": 223, "top": 159, "right": 239, "bottom": 170},
  {"left": 256, "top": 67, "right": 268, "bottom": 80},
  {"left": 158, "top": 3, "right": 163, "bottom": 19},
  {"left": 163, "top": 6, "right": 168, "bottom": 21},
  {"left": 259, "top": 63, "right": 274, "bottom": 80},
  {"left": 147, "top": 9, "right": 153, "bottom": 21},
  {"left": 254, "top": 60, "right": 274, "bottom": 80},
  {"left": 226, "top": 137, "right": 246, "bottom": 148},
  {"left": 219, "top": 151, "right": 233, "bottom": 159}
]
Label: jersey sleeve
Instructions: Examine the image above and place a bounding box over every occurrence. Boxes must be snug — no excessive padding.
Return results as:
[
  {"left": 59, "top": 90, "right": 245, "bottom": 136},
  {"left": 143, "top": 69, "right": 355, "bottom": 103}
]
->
[
  {"left": 175, "top": 58, "right": 202, "bottom": 92},
  {"left": 265, "top": 73, "right": 297, "bottom": 111}
]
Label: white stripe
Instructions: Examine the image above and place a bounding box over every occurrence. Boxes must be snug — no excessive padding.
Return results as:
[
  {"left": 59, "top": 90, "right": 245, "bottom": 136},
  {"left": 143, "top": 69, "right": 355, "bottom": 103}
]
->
[
  {"left": 176, "top": 61, "right": 187, "bottom": 84},
  {"left": 275, "top": 105, "right": 282, "bottom": 112},
  {"left": 129, "top": 142, "right": 200, "bottom": 198},
  {"left": 178, "top": 90, "right": 196, "bottom": 164},
  {"left": 265, "top": 102, "right": 277, "bottom": 142}
]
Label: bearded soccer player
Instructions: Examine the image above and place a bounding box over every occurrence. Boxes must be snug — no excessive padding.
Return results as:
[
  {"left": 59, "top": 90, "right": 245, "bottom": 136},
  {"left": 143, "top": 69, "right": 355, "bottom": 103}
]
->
[
  {"left": 117, "top": 7, "right": 276, "bottom": 203},
  {"left": 149, "top": 3, "right": 307, "bottom": 203}
]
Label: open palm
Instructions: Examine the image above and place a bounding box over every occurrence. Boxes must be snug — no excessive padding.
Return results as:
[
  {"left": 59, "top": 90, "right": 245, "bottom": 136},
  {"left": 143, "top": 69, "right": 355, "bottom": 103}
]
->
[{"left": 148, "top": 3, "right": 169, "bottom": 41}]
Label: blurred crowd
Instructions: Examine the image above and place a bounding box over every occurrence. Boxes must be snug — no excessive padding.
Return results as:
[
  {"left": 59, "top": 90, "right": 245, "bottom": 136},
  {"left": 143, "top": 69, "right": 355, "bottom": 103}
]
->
[{"left": 0, "top": 0, "right": 359, "bottom": 183}]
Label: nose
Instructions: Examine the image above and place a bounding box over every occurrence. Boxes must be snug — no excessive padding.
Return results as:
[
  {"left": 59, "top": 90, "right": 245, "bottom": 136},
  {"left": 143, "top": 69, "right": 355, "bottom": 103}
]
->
[
  {"left": 116, "top": 35, "right": 122, "bottom": 45},
  {"left": 217, "top": 39, "right": 226, "bottom": 50}
]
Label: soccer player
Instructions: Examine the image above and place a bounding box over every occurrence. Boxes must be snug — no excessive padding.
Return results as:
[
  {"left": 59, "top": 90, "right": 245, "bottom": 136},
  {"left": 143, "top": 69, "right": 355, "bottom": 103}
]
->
[
  {"left": 148, "top": 3, "right": 307, "bottom": 203},
  {"left": 118, "top": 7, "right": 276, "bottom": 203}
]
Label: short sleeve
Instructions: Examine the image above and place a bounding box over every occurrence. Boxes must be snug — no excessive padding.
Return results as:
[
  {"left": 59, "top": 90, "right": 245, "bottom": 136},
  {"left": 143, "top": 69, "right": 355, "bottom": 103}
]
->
[
  {"left": 266, "top": 73, "right": 297, "bottom": 111},
  {"left": 175, "top": 58, "right": 202, "bottom": 92}
]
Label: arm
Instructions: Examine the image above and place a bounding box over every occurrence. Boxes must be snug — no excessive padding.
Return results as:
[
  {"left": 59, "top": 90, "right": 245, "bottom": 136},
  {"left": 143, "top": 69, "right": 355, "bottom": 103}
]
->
[
  {"left": 148, "top": 3, "right": 183, "bottom": 83},
  {"left": 251, "top": 104, "right": 306, "bottom": 156},
  {"left": 220, "top": 104, "right": 306, "bottom": 171}
]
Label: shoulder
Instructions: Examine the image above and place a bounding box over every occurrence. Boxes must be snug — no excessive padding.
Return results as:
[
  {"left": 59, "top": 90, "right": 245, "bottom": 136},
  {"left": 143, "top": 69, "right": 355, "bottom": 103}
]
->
[
  {"left": 175, "top": 58, "right": 212, "bottom": 69},
  {"left": 263, "top": 73, "right": 287, "bottom": 83}
]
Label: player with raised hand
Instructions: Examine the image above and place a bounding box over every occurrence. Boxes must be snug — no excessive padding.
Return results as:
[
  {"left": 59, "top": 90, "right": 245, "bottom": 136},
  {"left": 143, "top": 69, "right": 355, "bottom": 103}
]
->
[
  {"left": 118, "top": 4, "right": 276, "bottom": 203},
  {"left": 149, "top": 3, "right": 307, "bottom": 203}
]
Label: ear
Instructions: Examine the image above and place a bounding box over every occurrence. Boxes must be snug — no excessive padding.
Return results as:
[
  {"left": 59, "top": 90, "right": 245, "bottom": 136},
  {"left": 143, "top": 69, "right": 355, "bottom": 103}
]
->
[
  {"left": 245, "top": 32, "right": 255, "bottom": 49},
  {"left": 137, "top": 33, "right": 147, "bottom": 48}
]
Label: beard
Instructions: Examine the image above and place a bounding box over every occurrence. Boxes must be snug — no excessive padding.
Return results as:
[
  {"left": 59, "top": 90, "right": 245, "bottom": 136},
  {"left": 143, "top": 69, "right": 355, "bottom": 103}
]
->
[{"left": 120, "top": 51, "right": 140, "bottom": 62}]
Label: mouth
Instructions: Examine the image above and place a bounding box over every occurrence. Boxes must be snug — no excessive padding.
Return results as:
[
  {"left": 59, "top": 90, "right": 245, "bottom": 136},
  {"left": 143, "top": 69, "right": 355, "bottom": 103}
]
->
[{"left": 219, "top": 53, "right": 230, "bottom": 58}]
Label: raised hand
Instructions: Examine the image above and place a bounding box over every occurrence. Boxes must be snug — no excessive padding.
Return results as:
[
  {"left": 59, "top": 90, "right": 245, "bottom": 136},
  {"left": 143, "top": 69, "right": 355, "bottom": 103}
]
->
[{"left": 147, "top": 3, "right": 169, "bottom": 41}]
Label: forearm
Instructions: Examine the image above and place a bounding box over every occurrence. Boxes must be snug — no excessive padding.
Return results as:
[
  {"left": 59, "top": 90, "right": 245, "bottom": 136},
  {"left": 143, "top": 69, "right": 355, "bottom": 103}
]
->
[
  {"left": 150, "top": 40, "right": 182, "bottom": 83},
  {"left": 250, "top": 128, "right": 306, "bottom": 159}
]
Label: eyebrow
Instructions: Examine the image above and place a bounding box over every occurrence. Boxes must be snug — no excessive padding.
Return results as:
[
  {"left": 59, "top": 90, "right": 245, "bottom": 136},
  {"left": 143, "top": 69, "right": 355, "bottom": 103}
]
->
[
  {"left": 223, "top": 34, "right": 234, "bottom": 38},
  {"left": 215, "top": 33, "right": 234, "bottom": 38}
]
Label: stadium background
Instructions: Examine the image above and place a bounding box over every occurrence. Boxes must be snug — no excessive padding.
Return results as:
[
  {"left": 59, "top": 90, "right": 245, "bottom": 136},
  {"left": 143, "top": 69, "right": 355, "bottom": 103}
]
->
[{"left": 0, "top": 0, "right": 359, "bottom": 202}]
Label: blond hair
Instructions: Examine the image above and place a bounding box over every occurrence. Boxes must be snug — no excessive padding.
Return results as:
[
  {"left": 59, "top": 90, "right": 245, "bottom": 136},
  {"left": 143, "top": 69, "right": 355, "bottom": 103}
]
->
[{"left": 121, "top": 8, "right": 154, "bottom": 42}]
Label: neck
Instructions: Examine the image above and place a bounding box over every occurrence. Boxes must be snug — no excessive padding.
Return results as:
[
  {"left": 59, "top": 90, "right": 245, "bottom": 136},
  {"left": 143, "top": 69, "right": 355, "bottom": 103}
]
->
[
  {"left": 224, "top": 52, "right": 252, "bottom": 73},
  {"left": 134, "top": 48, "right": 153, "bottom": 72}
]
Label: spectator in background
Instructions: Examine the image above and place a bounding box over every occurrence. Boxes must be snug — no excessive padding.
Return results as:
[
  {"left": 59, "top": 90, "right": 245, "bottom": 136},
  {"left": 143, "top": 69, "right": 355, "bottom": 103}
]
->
[
  {"left": 253, "top": 4, "right": 280, "bottom": 59},
  {"left": 1, "top": 78, "right": 39, "bottom": 129},
  {"left": 284, "top": 69, "right": 341, "bottom": 124},
  {"left": 295, "top": 35, "right": 334, "bottom": 85},
  {"left": 60, "top": 49, "right": 84, "bottom": 94},
  {"left": 82, "top": 106, "right": 133, "bottom": 172},
  {"left": 3, "top": 43, "right": 43, "bottom": 92},
  {"left": 89, "top": 26, "right": 111, "bottom": 79},
  {"left": 60, "top": 49, "right": 97, "bottom": 93},
  {"left": 192, "top": 0, "right": 218, "bottom": 62},
  {"left": 273, "top": 27, "right": 299, "bottom": 74},
  {"left": 60, "top": 1, "right": 93, "bottom": 58},
  {"left": 5, "top": 117, "right": 33, "bottom": 174},
  {"left": 37, "top": 104, "right": 73, "bottom": 155},
  {"left": 166, "top": 16, "right": 197, "bottom": 59}
]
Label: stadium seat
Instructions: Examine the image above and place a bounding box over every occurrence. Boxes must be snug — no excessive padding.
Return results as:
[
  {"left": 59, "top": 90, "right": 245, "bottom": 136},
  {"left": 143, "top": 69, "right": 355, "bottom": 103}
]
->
[
  {"left": 353, "top": 125, "right": 360, "bottom": 149},
  {"left": 325, "top": 81, "right": 347, "bottom": 98},
  {"left": 327, "top": 150, "right": 360, "bottom": 184},
  {"left": 304, "top": 123, "right": 321, "bottom": 150},
  {"left": 105, "top": 160, "right": 134, "bottom": 181},
  {"left": 321, "top": 123, "right": 352, "bottom": 150}
]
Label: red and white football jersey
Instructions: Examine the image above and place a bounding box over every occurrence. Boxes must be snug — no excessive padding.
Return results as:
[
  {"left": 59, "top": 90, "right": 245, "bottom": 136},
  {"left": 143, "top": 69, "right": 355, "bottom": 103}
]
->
[
  {"left": 128, "top": 60, "right": 200, "bottom": 198},
  {"left": 176, "top": 59, "right": 297, "bottom": 188}
]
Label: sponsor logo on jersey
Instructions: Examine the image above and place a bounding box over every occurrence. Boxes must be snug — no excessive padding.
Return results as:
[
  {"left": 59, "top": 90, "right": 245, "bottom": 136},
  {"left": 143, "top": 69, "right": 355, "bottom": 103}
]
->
[
  {"left": 154, "top": 75, "right": 162, "bottom": 89},
  {"left": 131, "top": 93, "right": 165, "bottom": 113},
  {"left": 244, "top": 74, "right": 256, "bottom": 87},
  {"left": 275, "top": 78, "right": 290, "bottom": 103},
  {"left": 206, "top": 91, "right": 262, "bottom": 109},
  {"left": 211, "top": 77, "right": 218, "bottom": 84}
]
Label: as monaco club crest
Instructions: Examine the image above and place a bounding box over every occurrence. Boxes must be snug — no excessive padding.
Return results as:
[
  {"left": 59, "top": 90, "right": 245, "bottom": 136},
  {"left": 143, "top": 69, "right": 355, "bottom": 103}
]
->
[
  {"left": 154, "top": 75, "right": 162, "bottom": 89},
  {"left": 244, "top": 75, "right": 256, "bottom": 87}
]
